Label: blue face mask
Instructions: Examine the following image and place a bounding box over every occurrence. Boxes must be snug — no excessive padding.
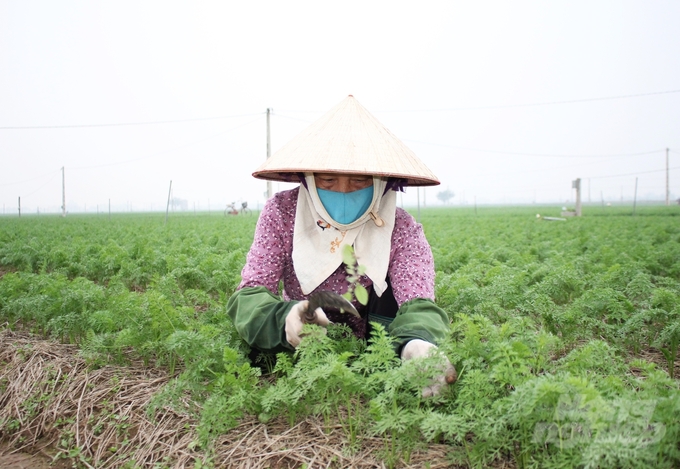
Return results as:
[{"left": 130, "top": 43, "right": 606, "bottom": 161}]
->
[{"left": 317, "top": 185, "right": 374, "bottom": 224}]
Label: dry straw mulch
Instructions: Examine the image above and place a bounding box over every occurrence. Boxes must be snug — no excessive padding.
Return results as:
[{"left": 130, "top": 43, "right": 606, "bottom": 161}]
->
[
  {"left": 0, "top": 329, "right": 469, "bottom": 468},
  {"left": 0, "top": 328, "right": 198, "bottom": 468}
]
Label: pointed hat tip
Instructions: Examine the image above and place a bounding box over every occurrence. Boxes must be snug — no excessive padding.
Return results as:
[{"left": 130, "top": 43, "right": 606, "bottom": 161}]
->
[{"left": 253, "top": 94, "right": 440, "bottom": 186}]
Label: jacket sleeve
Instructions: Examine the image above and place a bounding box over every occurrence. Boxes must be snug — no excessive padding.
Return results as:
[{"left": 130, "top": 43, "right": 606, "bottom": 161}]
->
[
  {"left": 226, "top": 286, "right": 297, "bottom": 353},
  {"left": 388, "top": 298, "right": 450, "bottom": 352},
  {"left": 385, "top": 209, "right": 450, "bottom": 351}
]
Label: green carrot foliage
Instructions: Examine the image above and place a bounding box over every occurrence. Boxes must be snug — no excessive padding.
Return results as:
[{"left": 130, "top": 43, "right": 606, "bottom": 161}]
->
[{"left": 1, "top": 207, "right": 679, "bottom": 467}]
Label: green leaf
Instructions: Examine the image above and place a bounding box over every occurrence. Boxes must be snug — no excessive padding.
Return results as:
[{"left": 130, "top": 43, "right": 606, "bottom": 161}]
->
[
  {"left": 223, "top": 346, "right": 239, "bottom": 366},
  {"left": 355, "top": 284, "right": 368, "bottom": 305},
  {"left": 342, "top": 244, "right": 355, "bottom": 265}
]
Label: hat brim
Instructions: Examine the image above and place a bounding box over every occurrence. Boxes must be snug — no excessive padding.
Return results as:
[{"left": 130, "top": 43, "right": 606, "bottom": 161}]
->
[{"left": 252, "top": 96, "right": 440, "bottom": 187}]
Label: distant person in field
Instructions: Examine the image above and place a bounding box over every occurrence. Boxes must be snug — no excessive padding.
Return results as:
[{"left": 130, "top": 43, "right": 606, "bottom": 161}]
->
[{"left": 227, "top": 96, "right": 455, "bottom": 396}]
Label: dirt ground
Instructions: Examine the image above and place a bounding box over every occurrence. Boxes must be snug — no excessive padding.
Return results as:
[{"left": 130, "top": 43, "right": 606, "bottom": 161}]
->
[
  {"left": 0, "top": 452, "right": 52, "bottom": 469},
  {"left": 0, "top": 443, "right": 70, "bottom": 469}
]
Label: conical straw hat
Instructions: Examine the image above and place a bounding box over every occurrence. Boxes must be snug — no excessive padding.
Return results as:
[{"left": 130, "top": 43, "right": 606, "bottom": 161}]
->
[{"left": 252, "top": 95, "right": 440, "bottom": 187}]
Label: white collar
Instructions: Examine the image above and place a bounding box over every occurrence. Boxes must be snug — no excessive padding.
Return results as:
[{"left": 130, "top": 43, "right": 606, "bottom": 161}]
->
[{"left": 292, "top": 176, "right": 396, "bottom": 296}]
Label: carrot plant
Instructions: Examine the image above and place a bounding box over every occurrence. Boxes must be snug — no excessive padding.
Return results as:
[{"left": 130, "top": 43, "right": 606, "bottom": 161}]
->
[
  {"left": 2, "top": 208, "right": 680, "bottom": 468},
  {"left": 655, "top": 317, "right": 680, "bottom": 379}
]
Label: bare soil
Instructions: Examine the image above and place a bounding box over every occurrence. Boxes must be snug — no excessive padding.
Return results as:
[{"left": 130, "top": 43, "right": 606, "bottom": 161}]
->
[
  {"left": 0, "top": 444, "right": 53, "bottom": 469},
  {"left": 629, "top": 346, "right": 680, "bottom": 378}
]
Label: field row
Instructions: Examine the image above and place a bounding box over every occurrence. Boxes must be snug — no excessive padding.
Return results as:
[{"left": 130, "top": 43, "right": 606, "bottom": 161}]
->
[{"left": 1, "top": 207, "right": 679, "bottom": 468}]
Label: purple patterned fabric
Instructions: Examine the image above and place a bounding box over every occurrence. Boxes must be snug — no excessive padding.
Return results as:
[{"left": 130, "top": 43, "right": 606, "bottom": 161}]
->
[{"left": 238, "top": 186, "right": 436, "bottom": 337}]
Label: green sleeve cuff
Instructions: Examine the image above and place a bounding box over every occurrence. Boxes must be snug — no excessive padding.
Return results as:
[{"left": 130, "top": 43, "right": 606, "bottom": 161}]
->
[
  {"left": 388, "top": 298, "right": 450, "bottom": 353},
  {"left": 226, "top": 286, "right": 297, "bottom": 353}
]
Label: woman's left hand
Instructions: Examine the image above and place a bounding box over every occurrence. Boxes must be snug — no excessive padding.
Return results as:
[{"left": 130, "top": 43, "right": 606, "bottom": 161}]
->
[{"left": 401, "top": 339, "right": 457, "bottom": 398}]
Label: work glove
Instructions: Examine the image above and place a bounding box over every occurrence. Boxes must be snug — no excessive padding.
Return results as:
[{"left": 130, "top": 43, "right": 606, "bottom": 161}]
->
[
  {"left": 401, "top": 339, "right": 457, "bottom": 398},
  {"left": 284, "top": 300, "right": 331, "bottom": 348}
]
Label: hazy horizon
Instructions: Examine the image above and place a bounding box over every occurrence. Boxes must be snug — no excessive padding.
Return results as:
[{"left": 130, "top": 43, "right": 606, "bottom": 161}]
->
[{"left": 2, "top": 1, "right": 679, "bottom": 215}]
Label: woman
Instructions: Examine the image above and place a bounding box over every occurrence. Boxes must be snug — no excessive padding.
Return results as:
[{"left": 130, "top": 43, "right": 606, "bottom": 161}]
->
[{"left": 227, "top": 96, "right": 455, "bottom": 395}]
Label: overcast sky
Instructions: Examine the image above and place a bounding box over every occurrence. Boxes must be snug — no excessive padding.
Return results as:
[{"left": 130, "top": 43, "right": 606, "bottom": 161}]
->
[{"left": 1, "top": 1, "right": 679, "bottom": 214}]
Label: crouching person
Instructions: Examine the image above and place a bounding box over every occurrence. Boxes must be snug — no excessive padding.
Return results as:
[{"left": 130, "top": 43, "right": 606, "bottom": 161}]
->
[{"left": 227, "top": 96, "right": 456, "bottom": 396}]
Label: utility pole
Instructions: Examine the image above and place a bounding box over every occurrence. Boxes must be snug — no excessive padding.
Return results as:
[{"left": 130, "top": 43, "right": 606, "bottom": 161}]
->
[
  {"left": 266, "top": 108, "right": 272, "bottom": 199},
  {"left": 18, "top": 197, "right": 21, "bottom": 217},
  {"left": 61, "top": 166, "right": 66, "bottom": 217},
  {"left": 573, "top": 178, "right": 582, "bottom": 216},
  {"left": 666, "top": 147, "right": 670, "bottom": 206},
  {"left": 165, "top": 180, "right": 172, "bottom": 225},
  {"left": 633, "top": 177, "right": 638, "bottom": 215}
]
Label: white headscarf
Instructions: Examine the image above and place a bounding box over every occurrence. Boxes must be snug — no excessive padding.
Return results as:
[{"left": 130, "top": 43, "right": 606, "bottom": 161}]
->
[{"left": 292, "top": 174, "right": 397, "bottom": 297}]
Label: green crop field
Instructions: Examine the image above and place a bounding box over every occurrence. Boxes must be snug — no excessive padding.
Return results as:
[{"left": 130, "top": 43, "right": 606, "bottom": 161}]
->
[{"left": 0, "top": 205, "right": 679, "bottom": 468}]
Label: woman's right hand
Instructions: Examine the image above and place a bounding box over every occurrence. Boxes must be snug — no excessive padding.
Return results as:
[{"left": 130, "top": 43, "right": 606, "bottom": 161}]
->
[{"left": 284, "top": 300, "right": 331, "bottom": 348}]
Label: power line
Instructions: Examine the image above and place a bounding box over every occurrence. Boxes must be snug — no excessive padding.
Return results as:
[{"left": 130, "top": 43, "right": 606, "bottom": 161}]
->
[
  {"left": 587, "top": 165, "right": 680, "bottom": 180},
  {"left": 69, "top": 116, "right": 263, "bottom": 170},
  {"left": 0, "top": 169, "right": 61, "bottom": 187},
  {"left": 23, "top": 172, "right": 61, "bottom": 198},
  {"left": 7, "top": 88, "right": 673, "bottom": 130},
  {"left": 0, "top": 112, "right": 264, "bottom": 130},
  {"left": 273, "top": 113, "right": 314, "bottom": 124},
  {"left": 1, "top": 116, "right": 262, "bottom": 195},
  {"left": 275, "top": 111, "right": 673, "bottom": 159},
  {"left": 457, "top": 157, "right": 675, "bottom": 182},
  {"left": 406, "top": 139, "right": 666, "bottom": 159},
  {"left": 381, "top": 89, "right": 680, "bottom": 112}
]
